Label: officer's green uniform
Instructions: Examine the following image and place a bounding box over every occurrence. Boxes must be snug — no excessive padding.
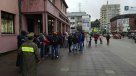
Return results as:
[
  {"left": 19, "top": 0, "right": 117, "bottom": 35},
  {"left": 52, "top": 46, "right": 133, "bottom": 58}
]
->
[{"left": 19, "top": 33, "right": 39, "bottom": 76}]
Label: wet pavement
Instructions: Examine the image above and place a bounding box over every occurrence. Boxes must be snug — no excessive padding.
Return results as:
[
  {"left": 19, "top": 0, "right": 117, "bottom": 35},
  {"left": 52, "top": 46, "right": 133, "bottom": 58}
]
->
[{"left": 0, "top": 38, "right": 136, "bottom": 76}]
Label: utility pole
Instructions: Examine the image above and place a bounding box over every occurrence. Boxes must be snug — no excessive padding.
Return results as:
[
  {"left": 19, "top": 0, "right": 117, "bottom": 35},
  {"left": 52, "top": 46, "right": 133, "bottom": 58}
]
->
[{"left": 79, "top": 3, "right": 81, "bottom": 12}]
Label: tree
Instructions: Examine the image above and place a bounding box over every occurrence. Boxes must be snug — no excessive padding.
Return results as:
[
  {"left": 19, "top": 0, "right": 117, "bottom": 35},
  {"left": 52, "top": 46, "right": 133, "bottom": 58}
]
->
[{"left": 91, "top": 19, "right": 100, "bottom": 28}]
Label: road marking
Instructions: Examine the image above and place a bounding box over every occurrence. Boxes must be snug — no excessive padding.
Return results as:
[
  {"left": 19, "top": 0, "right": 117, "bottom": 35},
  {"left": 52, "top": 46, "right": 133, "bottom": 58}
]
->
[
  {"left": 60, "top": 68, "right": 69, "bottom": 72},
  {"left": 105, "top": 70, "right": 115, "bottom": 74}
]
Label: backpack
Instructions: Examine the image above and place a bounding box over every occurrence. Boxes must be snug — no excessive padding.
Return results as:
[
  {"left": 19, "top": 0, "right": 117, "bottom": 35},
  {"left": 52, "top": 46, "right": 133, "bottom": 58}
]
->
[
  {"left": 52, "top": 36, "right": 58, "bottom": 45},
  {"left": 18, "top": 35, "right": 27, "bottom": 45}
]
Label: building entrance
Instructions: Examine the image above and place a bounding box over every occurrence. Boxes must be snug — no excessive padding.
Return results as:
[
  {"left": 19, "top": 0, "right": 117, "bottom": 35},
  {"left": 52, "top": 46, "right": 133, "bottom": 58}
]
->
[
  {"left": 26, "top": 14, "right": 43, "bottom": 35},
  {"left": 48, "top": 16, "right": 54, "bottom": 34}
]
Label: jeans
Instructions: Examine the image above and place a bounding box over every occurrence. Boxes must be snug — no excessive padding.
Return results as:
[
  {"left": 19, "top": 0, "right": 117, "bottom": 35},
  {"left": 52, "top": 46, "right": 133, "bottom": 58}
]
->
[
  {"left": 64, "top": 40, "right": 68, "bottom": 48},
  {"left": 68, "top": 43, "right": 72, "bottom": 52},
  {"left": 40, "top": 43, "right": 45, "bottom": 58},
  {"left": 72, "top": 43, "right": 78, "bottom": 52},
  {"left": 48, "top": 45, "right": 52, "bottom": 55},
  {"left": 79, "top": 42, "right": 83, "bottom": 51},
  {"left": 51, "top": 45, "right": 59, "bottom": 57}
]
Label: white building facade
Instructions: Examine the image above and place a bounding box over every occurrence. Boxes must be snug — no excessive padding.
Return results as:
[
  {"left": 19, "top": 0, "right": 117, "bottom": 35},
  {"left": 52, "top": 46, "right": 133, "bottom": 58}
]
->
[
  {"left": 100, "top": 4, "right": 120, "bottom": 32},
  {"left": 67, "top": 12, "right": 91, "bottom": 33}
]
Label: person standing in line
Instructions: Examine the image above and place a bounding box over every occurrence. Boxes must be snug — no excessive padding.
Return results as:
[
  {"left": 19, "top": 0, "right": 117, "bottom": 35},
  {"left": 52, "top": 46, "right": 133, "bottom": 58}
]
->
[
  {"left": 78, "top": 32, "right": 84, "bottom": 52},
  {"left": 68, "top": 34, "right": 73, "bottom": 53},
  {"left": 106, "top": 33, "right": 111, "bottom": 45},
  {"left": 82, "top": 32, "right": 85, "bottom": 47},
  {"left": 51, "top": 32, "right": 59, "bottom": 59},
  {"left": 16, "top": 31, "right": 28, "bottom": 67},
  {"left": 64, "top": 32, "right": 69, "bottom": 48},
  {"left": 19, "top": 32, "right": 40, "bottom": 76},
  {"left": 72, "top": 33, "right": 78, "bottom": 53},
  {"left": 39, "top": 33, "right": 45, "bottom": 59}
]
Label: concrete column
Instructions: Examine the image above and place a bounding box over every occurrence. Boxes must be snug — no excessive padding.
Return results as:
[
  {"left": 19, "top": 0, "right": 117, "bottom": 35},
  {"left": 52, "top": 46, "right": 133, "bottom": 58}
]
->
[
  {"left": 64, "top": 24, "right": 66, "bottom": 33},
  {"left": 62, "top": 24, "right": 64, "bottom": 33},
  {"left": 68, "top": 25, "right": 70, "bottom": 33},
  {"left": 45, "top": 13, "right": 48, "bottom": 34},
  {"left": 54, "top": 19, "right": 57, "bottom": 32},
  {"left": 60, "top": 22, "right": 63, "bottom": 34},
  {"left": 66, "top": 25, "right": 68, "bottom": 32},
  {"left": 0, "top": 12, "right": 1, "bottom": 36},
  {"left": 42, "top": 13, "right": 45, "bottom": 33}
]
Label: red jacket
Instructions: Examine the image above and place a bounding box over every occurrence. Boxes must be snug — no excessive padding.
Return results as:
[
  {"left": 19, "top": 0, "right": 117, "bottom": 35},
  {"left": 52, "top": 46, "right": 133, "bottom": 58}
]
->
[
  {"left": 94, "top": 34, "right": 99, "bottom": 40},
  {"left": 44, "top": 38, "right": 50, "bottom": 45}
]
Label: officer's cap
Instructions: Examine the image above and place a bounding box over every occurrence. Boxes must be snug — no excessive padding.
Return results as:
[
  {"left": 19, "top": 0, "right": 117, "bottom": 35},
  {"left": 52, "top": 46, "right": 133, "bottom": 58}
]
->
[{"left": 27, "top": 32, "right": 34, "bottom": 37}]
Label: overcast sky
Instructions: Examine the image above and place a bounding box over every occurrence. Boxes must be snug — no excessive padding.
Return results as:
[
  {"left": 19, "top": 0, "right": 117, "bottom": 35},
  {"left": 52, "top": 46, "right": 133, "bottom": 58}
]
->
[{"left": 65, "top": 0, "right": 136, "bottom": 21}]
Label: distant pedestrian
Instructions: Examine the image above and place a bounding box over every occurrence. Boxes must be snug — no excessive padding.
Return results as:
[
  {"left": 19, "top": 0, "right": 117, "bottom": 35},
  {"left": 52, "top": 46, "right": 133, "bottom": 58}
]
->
[
  {"left": 106, "top": 34, "right": 111, "bottom": 45},
  {"left": 19, "top": 32, "right": 40, "bottom": 76},
  {"left": 94, "top": 33, "right": 99, "bottom": 45},
  {"left": 89, "top": 35, "right": 92, "bottom": 47},
  {"left": 68, "top": 34, "right": 73, "bottom": 53},
  {"left": 99, "top": 34, "right": 103, "bottom": 44},
  {"left": 85, "top": 33, "right": 90, "bottom": 46}
]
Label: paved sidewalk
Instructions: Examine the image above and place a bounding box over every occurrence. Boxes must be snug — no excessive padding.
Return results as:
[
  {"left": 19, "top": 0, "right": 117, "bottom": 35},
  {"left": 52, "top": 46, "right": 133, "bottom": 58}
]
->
[{"left": 0, "top": 39, "right": 136, "bottom": 76}]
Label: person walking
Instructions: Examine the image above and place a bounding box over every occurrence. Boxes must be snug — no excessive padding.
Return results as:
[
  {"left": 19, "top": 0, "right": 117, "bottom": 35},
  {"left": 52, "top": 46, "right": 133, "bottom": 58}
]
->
[
  {"left": 99, "top": 34, "right": 103, "bottom": 44},
  {"left": 94, "top": 33, "right": 99, "bottom": 45},
  {"left": 85, "top": 33, "right": 90, "bottom": 46},
  {"left": 106, "top": 33, "right": 111, "bottom": 45},
  {"left": 19, "top": 32, "right": 40, "bottom": 76},
  {"left": 89, "top": 35, "right": 92, "bottom": 47}
]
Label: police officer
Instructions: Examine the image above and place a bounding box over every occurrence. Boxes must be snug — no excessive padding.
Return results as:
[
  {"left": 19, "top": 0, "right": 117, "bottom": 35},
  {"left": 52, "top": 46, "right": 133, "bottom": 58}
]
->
[{"left": 19, "top": 32, "right": 40, "bottom": 76}]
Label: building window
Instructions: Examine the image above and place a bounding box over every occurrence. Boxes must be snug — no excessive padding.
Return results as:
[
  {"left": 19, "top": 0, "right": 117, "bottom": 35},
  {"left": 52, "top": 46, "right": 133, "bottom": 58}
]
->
[
  {"left": 71, "top": 17, "right": 75, "bottom": 19},
  {"left": 50, "top": 0, "right": 55, "bottom": 4},
  {"left": 1, "top": 11, "right": 15, "bottom": 34}
]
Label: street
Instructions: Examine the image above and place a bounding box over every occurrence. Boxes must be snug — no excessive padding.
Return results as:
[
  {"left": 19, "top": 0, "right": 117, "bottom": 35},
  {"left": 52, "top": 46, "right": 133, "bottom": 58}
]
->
[{"left": 0, "top": 38, "right": 136, "bottom": 76}]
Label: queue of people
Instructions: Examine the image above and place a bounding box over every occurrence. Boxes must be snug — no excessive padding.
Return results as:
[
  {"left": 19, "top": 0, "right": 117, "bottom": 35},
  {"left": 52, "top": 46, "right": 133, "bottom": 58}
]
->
[
  {"left": 16, "top": 31, "right": 77, "bottom": 76},
  {"left": 68, "top": 32, "right": 85, "bottom": 53},
  {"left": 16, "top": 31, "right": 111, "bottom": 76}
]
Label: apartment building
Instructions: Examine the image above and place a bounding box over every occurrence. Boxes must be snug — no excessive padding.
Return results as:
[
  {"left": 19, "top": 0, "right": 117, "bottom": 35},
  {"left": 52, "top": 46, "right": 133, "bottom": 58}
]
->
[
  {"left": 67, "top": 12, "right": 91, "bottom": 33},
  {"left": 100, "top": 4, "right": 120, "bottom": 32}
]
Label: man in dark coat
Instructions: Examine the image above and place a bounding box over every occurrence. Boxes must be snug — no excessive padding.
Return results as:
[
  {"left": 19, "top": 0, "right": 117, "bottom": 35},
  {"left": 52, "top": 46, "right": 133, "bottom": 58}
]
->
[
  {"left": 106, "top": 34, "right": 111, "bottom": 45},
  {"left": 51, "top": 32, "right": 59, "bottom": 59},
  {"left": 68, "top": 34, "right": 73, "bottom": 53},
  {"left": 16, "top": 31, "right": 28, "bottom": 67},
  {"left": 19, "top": 32, "right": 40, "bottom": 76}
]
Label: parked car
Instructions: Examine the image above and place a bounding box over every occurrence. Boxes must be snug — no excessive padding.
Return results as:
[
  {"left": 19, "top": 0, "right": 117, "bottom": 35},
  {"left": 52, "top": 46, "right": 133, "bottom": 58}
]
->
[
  {"left": 133, "top": 34, "right": 136, "bottom": 43},
  {"left": 103, "top": 34, "right": 107, "bottom": 37},
  {"left": 113, "top": 34, "right": 121, "bottom": 39},
  {"left": 109, "top": 34, "right": 113, "bottom": 37},
  {"left": 128, "top": 33, "right": 135, "bottom": 39}
]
